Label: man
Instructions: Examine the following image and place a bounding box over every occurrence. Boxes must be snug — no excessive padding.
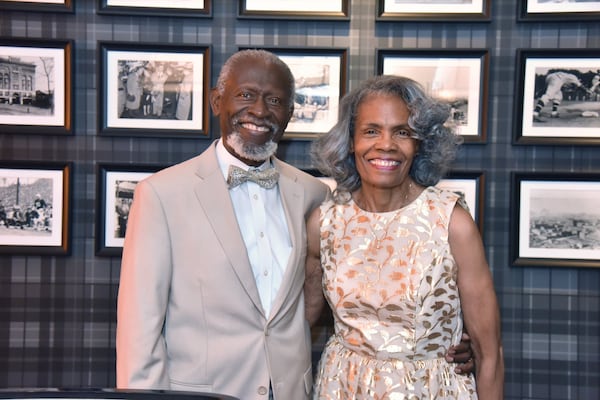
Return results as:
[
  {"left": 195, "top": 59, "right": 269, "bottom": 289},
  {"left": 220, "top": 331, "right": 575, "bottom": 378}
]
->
[
  {"left": 533, "top": 70, "right": 584, "bottom": 121},
  {"left": 116, "top": 49, "right": 472, "bottom": 400},
  {"left": 33, "top": 193, "right": 47, "bottom": 210}
]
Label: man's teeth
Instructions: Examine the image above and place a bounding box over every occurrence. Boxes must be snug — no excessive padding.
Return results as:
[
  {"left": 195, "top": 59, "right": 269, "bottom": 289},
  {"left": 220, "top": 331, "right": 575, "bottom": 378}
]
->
[
  {"left": 242, "top": 123, "right": 269, "bottom": 132},
  {"left": 370, "top": 159, "right": 399, "bottom": 167}
]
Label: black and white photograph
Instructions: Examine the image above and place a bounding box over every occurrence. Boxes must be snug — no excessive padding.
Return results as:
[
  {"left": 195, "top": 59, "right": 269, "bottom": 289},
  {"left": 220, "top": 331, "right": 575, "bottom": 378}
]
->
[
  {"left": 378, "top": 49, "right": 488, "bottom": 142},
  {"left": 99, "top": 42, "right": 209, "bottom": 138},
  {"left": 511, "top": 172, "right": 600, "bottom": 268},
  {"left": 435, "top": 171, "right": 484, "bottom": 230},
  {"left": 515, "top": 49, "right": 600, "bottom": 145},
  {"left": 264, "top": 48, "right": 346, "bottom": 139},
  {"left": 0, "top": 39, "right": 72, "bottom": 134},
  {"left": 0, "top": 162, "right": 70, "bottom": 255},
  {"left": 98, "top": 0, "right": 210, "bottom": 17},
  {"left": 377, "top": 0, "right": 490, "bottom": 20},
  {"left": 239, "top": 0, "right": 349, "bottom": 19},
  {"left": 96, "top": 165, "right": 163, "bottom": 256},
  {"left": 519, "top": 0, "right": 600, "bottom": 21}
]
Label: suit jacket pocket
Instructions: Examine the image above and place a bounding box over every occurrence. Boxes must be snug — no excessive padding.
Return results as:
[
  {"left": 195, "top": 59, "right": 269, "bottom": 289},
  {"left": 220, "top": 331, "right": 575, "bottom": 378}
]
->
[{"left": 170, "top": 379, "right": 212, "bottom": 393}]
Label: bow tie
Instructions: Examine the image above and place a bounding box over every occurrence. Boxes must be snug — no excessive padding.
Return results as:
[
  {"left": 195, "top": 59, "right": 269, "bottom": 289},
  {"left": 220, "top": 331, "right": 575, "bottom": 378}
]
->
[{"left": 227, "top": 165, "right": 279, "bottom": 189}]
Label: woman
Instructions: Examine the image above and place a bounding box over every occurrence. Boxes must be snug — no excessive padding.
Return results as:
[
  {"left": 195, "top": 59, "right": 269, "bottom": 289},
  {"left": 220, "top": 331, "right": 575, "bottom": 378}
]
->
[{"left": 305, "top": 75, "right": 503, "bottom": 399}]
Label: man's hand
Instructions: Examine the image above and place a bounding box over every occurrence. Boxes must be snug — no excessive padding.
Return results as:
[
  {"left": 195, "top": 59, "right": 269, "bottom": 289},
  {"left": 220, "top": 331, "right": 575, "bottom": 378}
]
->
[{"left": 446, "top": 333, "right": 474, "bottom": 374}]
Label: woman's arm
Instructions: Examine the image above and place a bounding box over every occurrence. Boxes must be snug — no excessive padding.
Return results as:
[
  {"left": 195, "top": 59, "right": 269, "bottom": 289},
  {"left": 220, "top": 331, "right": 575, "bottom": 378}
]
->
[
  {"left": 449, "top": 205, "right": 504, "bottom": 400},
  {"left": 304, "top": 207, "right": 325, "bottom": 327}
]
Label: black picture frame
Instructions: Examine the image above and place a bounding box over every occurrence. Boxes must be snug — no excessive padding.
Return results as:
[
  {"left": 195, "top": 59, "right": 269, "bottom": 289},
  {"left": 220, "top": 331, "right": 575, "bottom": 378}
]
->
[
  {"left": 377, "top": 48, "right": 489, "bottom": 143},
  {"left": 98, "top": 41, "right": 210, "bottom": 138},
  {"left": 238, "top": 0, "right": 349, "bottom": 20},
  {"left": 514, "top": 48, "right": 600, "bottom": 146},
  {"left": 98, "top": 0, "right": 211, "bottom": 18},
  {"left": 242, "top": 47, "right": 347, "bottom": 140},
  {"left": 0, "top": 161, "right": 71, "bottom": 255},
  {"left": 0, "top": 0, "right": 73, "bottom": 13},
  {"left": 0, "top": 38, "right": 73, "bottom": 135},
  {"left": 510, "top": 171, "right": 600, "bottom": 268},
  {"left": 96, "top": 163, "right": 166, "bottom": 257},
  {"left": 518, "top": 0, "right": 600, "bottom": 22},
  {"left": 437, "top": 170, "right": 485, "bottom": 232},
  {"left": 376, "top": 0, "right": 491, "bottom": 22}
]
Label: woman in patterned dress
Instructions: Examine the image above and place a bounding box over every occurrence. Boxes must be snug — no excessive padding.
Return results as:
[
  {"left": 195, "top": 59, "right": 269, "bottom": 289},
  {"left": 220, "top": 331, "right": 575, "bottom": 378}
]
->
[{"left": 305, "top": 75, "right": 503, "bottom": 399}]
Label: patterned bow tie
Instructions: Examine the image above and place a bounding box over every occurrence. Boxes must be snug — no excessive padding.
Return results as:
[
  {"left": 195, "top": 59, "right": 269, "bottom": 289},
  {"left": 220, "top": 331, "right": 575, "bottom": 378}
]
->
[{"left": 227, "top": 165, "right": 279, "bottom": 189}]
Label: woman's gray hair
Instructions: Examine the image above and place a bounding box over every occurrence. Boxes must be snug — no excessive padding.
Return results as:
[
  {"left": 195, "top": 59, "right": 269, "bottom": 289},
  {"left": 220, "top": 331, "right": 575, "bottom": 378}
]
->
[
  {"left": 311, "top": 75, "right": 463, "bottom": 203},
  {"left": 215, "top": 49, "right": 296, "bottom": 111}
]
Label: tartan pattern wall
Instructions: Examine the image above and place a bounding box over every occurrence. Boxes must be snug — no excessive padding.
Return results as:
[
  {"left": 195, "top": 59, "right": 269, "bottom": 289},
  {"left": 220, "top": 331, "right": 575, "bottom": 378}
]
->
[{"left": 0, "top": 1, "right": 599, "bottom": 399}]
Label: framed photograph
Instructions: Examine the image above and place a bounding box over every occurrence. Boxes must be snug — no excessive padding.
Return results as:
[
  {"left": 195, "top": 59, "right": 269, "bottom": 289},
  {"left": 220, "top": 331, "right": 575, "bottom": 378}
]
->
[
  {"left": 378, "top": 49, "right": 489, "bottom": 142},
  {"left": 436, "top": 171, "right": 484, "bottom": 231},
  {"left": 0, "top": 0, "right": 73, "bottom": 13},
  {"left": 511, "top": 172, "right": 600, "bottom": 268},
  {"left": 248, "top": 47, "right": 347, "bottom": 140},
  {"left": 518, "top": 0, "right": 600, "bottom": 22},
  {"left": 0, "top": 38, "right": 73, "bottom": 135},
  {"left": 96, "top": 164, "right": 165, "bottom": 256},
  {"left": 239, "top": 0, "right": 349, "bottom": 19},
  {"left": 514, "top": 49, "right": 600, "bottom": 145},
  {"left": 377, "top": 0, "right": 490, "bottom": 21},
  {"left": 0, "top": 161, "right": 71, "bottom": 255},
  {"left": 98, "top": 0, "right": 211, "bottom": 18},
  {"left": 98, "top": 42, "right": 210, "bottom": 138}
]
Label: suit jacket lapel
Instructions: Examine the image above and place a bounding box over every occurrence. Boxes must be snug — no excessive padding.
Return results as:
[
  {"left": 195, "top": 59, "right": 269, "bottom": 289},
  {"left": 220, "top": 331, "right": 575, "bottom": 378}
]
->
[
  {"left": 193, "top": 144, "right": 265, "bottom": 316},
  {"left": 269, "top": 160, "right": 306, "bottom": 321}
]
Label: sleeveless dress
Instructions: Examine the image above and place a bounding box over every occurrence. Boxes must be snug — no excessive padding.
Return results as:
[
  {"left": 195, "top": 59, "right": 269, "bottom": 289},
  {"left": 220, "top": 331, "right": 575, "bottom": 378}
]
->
[{"left": 314, "top": 186, "right": 477, "bottom": 399}]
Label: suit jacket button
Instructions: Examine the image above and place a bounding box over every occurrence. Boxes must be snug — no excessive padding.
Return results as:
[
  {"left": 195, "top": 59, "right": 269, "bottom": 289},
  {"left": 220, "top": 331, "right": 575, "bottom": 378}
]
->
[{"left": 258, "top": 386, "right": 268, "bottom": 395}]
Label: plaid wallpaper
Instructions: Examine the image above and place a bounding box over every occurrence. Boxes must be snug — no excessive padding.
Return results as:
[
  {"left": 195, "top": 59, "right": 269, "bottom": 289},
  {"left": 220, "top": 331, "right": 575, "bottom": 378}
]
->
[{"left": 1, "top": 1, "right": 599, "bottom": 399}]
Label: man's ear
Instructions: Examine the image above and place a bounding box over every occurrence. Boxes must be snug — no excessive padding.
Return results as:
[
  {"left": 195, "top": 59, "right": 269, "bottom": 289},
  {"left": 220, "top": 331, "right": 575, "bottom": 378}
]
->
[{"left": 209, "top": 87, "right": 220, "bottom": 115}]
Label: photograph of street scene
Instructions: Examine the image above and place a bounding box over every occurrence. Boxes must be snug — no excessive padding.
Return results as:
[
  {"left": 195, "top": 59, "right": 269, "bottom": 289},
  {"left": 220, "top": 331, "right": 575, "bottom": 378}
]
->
[
  {"left": 0, "top": 45, "right": 65, "bottom": 127},
  {"left": 528, "top": 187, "right": 600, "bottom": 251},
  {"left": 279, "top": 53, "right": 342, "bottom": 136}
]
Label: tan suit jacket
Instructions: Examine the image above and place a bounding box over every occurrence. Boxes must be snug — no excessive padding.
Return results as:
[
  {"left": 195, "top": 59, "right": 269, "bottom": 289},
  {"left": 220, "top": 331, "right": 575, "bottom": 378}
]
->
[{"left": 116, "top": 141, "right": 329, "bottom": 400}]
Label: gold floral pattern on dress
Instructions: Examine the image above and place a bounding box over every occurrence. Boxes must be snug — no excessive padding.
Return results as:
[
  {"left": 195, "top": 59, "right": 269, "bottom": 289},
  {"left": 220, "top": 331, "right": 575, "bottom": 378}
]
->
[{"left": 314, "top": 187, "right": 477, "bottom": 399}]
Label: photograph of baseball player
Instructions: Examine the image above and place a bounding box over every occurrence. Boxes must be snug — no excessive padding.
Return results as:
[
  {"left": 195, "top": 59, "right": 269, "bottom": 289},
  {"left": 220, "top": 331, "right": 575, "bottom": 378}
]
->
[
  {"left": 532, "top": 69, "right": 600, "bottom": 123},
  {"left": 516, "top": 49, "right": 600, "bottom": 144}
]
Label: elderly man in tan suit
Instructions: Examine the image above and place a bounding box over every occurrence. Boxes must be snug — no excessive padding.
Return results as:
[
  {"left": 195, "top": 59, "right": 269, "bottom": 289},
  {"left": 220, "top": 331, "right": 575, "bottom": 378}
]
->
[{"left": 116, "top": 50, "right": 329, "bottom": 400}]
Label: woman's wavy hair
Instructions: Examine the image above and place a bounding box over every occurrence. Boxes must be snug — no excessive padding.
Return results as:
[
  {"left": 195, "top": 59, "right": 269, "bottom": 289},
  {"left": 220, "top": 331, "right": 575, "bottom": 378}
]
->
[{"left": 311, "top": 75, "right": 463, "bottom": 203}]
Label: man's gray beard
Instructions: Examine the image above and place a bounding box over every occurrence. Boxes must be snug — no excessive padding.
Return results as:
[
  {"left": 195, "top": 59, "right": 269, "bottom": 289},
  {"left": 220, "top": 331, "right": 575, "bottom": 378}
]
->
[{"left": 226, "top": 130, "right": 278, "bottom": 162}]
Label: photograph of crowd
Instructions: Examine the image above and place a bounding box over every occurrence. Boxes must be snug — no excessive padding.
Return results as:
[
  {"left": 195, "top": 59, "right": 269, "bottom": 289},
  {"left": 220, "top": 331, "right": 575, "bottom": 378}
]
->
[
  {"left": 117, "top": 59, "right": 194, "bottom": 121},
  {"left": 0, "top": 177, "right": 53, "bottom": 235}
]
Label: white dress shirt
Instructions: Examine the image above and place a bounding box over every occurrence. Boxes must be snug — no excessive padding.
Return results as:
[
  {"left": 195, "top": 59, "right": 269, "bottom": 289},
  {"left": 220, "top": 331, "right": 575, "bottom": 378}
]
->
[{"left": 216, "top": 139, "right": 292, "bottom": 317}]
